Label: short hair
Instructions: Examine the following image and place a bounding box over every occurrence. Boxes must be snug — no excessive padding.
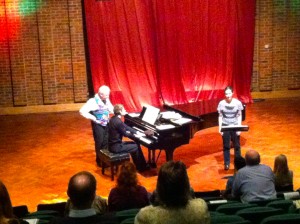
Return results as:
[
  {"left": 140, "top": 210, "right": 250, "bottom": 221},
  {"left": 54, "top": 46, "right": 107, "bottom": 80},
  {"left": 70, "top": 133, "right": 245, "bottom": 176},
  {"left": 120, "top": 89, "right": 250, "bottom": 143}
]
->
[
  {"left": 116, "top": 162, "right": 138, "bottom": 194},
  {"left": 0, "top": 180, "right": 14, "bottom": 218},
  {"left": 113, "top": 104, "right": 124, "bottom": 115},
  {"left": 274, "top": 154, "right": 289, "bottom": 175},
  {"left": 245, "top": 150, "right": 260, "bottom": 166},
  {"left": 224, "top": 86, "right": 233, "bottom": 93},
  {"left": 98, "top": 85, "right": 110, "bottom": 94},
  {"left": 234, "top": 156, "right": 246, "bottom": 171},
  {"left": 67, "top": 171, "right": 96, "bottom": 209},
  {"left": 156, "top": 161, "right": 191, "bottom": 208}
]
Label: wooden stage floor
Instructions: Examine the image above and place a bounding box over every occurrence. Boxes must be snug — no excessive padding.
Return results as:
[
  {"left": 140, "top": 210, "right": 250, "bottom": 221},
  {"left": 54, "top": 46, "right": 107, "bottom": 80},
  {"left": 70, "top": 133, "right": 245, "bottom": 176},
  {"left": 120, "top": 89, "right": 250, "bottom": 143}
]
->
[{"left": 0, "top": 98, "right": 300, "bottom": 212}]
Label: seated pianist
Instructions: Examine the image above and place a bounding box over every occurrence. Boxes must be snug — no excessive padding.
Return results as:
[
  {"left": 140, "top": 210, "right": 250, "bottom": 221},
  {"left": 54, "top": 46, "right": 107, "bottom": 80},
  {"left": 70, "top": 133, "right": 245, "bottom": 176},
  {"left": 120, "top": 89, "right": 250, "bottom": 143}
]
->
[{"left": 108, "top": 104, "right": 152, "bottom": 172}]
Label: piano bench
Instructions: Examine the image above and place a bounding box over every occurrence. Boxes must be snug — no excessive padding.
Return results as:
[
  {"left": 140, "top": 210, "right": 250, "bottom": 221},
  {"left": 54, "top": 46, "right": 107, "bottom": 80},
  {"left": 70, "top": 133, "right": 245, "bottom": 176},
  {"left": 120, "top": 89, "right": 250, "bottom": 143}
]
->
[{"left": 98, "top": 149, "right": 130, "bottom": 181}]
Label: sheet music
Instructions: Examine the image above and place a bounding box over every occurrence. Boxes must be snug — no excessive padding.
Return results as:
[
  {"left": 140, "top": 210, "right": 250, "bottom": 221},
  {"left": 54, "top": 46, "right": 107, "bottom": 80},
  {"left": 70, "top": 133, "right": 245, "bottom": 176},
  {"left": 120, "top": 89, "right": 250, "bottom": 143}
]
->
[
  {"left": 141, "top": 105, "right": 160, "bottom": 125},
  {"left": 171, "top": 117, "right": 192, "bottom": 125},
  {"left": 156, "top": 124, "right": 176, "bottom": 130},
  {"left": 160, "top": 111, "right": 182, "bottom": 119},
  {"left": 128, "top": 113, "right": 140, "bottom": 117}
]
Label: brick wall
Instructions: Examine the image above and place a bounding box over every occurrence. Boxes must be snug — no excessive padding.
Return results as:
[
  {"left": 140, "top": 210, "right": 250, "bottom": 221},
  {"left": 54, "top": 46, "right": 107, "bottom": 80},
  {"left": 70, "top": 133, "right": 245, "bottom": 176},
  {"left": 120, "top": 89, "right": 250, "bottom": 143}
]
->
[
  {"left": 253, "top": 0, "right": 300, "bottom": 92},
  {"left": 0, "top": 0, "right": 87, "bottom": 107},
  {"left": 0, "top": 0, "right": 299, "bottom": 109}
]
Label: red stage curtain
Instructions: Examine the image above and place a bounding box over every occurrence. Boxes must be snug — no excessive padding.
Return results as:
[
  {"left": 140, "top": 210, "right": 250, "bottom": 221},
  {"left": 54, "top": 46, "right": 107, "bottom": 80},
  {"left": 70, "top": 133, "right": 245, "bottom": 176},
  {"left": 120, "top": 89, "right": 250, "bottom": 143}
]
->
[{"left": 84, "top": 0, "right": 255, "bottom": 112}]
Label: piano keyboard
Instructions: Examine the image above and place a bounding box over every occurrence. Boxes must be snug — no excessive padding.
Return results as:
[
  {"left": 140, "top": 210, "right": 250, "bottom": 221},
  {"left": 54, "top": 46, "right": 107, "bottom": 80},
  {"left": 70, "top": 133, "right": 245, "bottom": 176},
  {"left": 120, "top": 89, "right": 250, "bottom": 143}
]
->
[
  {"left": 133, "top": 126, "right": 158, "bottom": 140},
  {"left": 139, "top": 136, "right": 153, "bottom": 145},
  {"left": 133, "top": 126, "right": 144, "bottom": 133}
]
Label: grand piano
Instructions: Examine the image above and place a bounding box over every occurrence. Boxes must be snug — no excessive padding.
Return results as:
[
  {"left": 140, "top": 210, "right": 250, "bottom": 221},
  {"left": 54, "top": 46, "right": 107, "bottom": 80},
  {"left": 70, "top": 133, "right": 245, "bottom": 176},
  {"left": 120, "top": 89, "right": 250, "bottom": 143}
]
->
[{"left": 124, "top": 99, "right": 246, "bottom": 166}]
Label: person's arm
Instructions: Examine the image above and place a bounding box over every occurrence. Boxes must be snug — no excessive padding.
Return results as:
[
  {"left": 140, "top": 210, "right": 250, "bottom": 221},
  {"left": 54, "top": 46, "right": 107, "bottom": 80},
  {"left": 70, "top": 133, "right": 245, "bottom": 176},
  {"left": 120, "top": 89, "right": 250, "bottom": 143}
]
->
[
  {"left": 237, "top": 110, "right": 242, "bottom": 125},
  {"left": 79, "top": 99, "right": 98, "bottom": 122},
  {"left": 106, "top": 98, "right": 114, "bottom": 114},
  {"left": 217, "top": 102, "right": 223, "bottom": 135},
  {"left": 236, "top": 102, "right": 243, "bottom": 135},
  {"left": 218, "top": 114, "right": 223, "bottom": 135},
  {"left": 115, "top": 118, "right": 137, "bottom": 138},
  {"left": 231, "top": 173, "right": 240, "bottom": 200}
]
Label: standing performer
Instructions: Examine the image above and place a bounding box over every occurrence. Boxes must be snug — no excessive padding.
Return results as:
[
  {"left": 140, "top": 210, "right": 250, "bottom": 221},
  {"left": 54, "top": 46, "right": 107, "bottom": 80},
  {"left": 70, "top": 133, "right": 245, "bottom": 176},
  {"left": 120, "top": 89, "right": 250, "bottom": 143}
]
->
[
  {"left": 217, "top": 86, "right": 244, "bottom": 170},
  {"left": 80, "top": 85, "right": 113, "bottom": 166}
]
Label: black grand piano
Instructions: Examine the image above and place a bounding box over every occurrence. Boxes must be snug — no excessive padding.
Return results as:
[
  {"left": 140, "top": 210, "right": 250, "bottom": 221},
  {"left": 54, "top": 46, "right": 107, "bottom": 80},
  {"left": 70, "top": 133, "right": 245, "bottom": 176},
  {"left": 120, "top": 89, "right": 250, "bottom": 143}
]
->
[{"left": 124, "top": 99, "right": 246, "bottom": 166}]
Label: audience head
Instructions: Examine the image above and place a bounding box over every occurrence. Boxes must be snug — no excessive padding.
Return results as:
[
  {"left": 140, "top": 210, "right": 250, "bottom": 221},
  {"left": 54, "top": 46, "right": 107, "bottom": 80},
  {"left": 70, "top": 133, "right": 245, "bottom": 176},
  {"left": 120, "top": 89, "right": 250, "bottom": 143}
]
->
[
  {"left": 0, "top": 180, "right": 15, "bottom": 221},
  {"left": 234, "top": 156, "right": 246, "bottom": 171},
  {"left": 274, "top": 154, "right": 289, "bottom": 175},
  {"left": 117, "top": 162, "right": 138, "bottom": 192},
  {"left": 156, "top": 161, "right": 191, "bottom": 208},
  {"left": 245, "top": 150, "right": 260, "bottom": 166},
  {"left": 67, "top": 171, "right": 96, "bottom": 210},
  {"left": 98, "top": 85, "right": 110, "bottom": 100}
]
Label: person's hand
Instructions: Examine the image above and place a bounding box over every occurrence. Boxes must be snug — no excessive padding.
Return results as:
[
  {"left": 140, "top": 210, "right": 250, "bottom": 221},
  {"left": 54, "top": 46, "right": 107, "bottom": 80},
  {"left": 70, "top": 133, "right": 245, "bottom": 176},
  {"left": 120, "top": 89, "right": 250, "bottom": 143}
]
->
[
  {"left": 144, "top": 129, "right": 154, "bottom": 136},
  {"left": 236, "top": 131, "right": 241, "bottom": 136},
  {"left": 94, "top": 119, "right": 101, "bottom": 124}
]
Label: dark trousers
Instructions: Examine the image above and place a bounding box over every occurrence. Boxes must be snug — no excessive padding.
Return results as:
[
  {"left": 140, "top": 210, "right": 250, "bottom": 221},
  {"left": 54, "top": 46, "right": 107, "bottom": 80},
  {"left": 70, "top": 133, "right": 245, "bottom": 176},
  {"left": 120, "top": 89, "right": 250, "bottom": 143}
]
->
[
  {"left": 222, "top": 130, "right": 241, "bottom": 165},
  {"left": 91, "top": 121, "right": 108, "bottom": 163},
  {"left": 109, "top": 141, "right": 147, "bottom": 171}
]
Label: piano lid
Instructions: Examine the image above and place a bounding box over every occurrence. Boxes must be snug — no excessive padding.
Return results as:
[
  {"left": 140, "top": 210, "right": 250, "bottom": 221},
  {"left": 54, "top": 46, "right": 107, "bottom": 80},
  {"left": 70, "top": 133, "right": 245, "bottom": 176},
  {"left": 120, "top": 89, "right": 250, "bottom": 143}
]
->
[{"left": 164, "top": 99, "right": 221, "bottom": 118}]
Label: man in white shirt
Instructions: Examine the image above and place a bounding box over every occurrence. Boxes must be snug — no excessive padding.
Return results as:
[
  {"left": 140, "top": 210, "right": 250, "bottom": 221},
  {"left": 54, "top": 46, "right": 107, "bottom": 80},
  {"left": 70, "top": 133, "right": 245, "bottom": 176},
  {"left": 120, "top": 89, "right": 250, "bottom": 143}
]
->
[{"left": 80, "top": 85, "right": 113, "bottom": 166}]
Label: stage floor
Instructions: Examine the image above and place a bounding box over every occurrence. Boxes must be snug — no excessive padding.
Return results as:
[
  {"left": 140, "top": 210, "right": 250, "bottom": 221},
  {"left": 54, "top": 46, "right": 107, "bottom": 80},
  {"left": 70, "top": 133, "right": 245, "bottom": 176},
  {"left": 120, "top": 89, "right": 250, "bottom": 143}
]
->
[{"left": 1, "top": 97, "right": 300, "bottom": 211}]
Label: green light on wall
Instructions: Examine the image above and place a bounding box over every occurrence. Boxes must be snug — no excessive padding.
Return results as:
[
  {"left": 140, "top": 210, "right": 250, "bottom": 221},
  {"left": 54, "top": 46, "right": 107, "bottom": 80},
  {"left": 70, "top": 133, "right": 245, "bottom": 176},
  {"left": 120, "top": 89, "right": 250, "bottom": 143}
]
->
[
  {"left": 18, "top": 0, "right": 43, "bottom": 16},
  {"left": 290, "top": 0, "right": 300, "bottom": 15}
]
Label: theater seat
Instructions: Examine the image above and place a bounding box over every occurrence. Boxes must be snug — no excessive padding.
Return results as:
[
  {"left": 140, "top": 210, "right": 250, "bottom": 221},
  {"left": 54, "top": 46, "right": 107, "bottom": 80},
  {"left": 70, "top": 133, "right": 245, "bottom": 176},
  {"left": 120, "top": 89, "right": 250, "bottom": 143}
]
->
[
  {"left": 194, "top": 190, "right": 222, "bottom": 201},
  {"left": 211, "top": 215, "right": 251, "bottom": 224},
  {"left": 115, "top": 208, "right": 140, "bottom": 223},
  {"left": 266, "top": 199, "right": 293, "bottom": 213},
  {"left": 13, "top": 205, "right": 29, "bottom": 218},
  {"left": 120, "top": 217, "right": 135, "bottom": 224},
  {"left": 261, "top": 213, "right": 300, "bottom": 224},
  {"left": 236, "top": 206, "right": 285, "bottom": 224},
  {"left": 37, "top": 202, "right": 67, "bottom": 217},
  {"left": 216, "top": 202, "right": 258, "bottom": 215}
]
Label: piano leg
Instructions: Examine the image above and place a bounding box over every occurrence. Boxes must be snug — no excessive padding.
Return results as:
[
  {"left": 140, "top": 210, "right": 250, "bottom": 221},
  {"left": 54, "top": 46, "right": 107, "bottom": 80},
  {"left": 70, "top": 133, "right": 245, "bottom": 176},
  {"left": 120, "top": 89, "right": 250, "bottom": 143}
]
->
[
  {"left": 165, "top": 148, "right": 175, "bottom": 161},
  {"left": 147, "top": 149, "right": 157, "bottom": 168},
  {"left": 147, "top": 148, "right": 175, "bottom": 166}
]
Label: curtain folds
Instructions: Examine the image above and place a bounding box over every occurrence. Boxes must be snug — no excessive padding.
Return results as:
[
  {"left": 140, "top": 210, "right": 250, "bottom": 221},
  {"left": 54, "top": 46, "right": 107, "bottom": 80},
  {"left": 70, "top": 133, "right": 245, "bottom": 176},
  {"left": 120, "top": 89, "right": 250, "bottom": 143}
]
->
[{"left": 84, "top": 0, "right": 255, "bottom": 112}]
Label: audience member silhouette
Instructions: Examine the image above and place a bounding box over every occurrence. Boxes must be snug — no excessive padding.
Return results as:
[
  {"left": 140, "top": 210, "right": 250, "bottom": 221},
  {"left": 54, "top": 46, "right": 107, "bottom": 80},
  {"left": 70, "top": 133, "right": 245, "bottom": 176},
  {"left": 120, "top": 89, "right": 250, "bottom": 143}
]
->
[
  {"left": 0, "top": 180, "right": 22, "bottom": 224},
  {"left": 108, "top": 162, "right": 149, "bottom": 212},
  {"left": 65, "top": 195, "right": 108, "bottom": 216},
  {"left": 232, "top": 149, "right": 277, "bottom": 203},
  {"left": 223, "top": 156, "right": 246, "bottom": 199},
  {"left": 49, "top": 171, "right": 117, "bottom": 224},
  {"left": 135, "top": 161, "right": 210, "bottom": 224},
  {"left": 273, "top": 154, "right": 293, "bottom": 192}
]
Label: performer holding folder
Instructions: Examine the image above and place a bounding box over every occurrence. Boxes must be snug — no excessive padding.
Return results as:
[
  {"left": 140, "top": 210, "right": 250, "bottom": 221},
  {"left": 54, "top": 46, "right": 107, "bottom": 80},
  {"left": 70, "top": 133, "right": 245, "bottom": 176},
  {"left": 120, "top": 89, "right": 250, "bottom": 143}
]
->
[{"left": 217, "top": 86, "right": 244, "bottom": 171}]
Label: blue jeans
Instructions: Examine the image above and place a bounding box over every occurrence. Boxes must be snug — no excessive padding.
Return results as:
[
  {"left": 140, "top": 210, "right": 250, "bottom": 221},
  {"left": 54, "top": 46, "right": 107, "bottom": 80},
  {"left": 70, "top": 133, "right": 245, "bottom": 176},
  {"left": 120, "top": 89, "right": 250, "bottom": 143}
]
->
[{"left": 222, "top": 130, "right": 241, "bottom": 165}]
